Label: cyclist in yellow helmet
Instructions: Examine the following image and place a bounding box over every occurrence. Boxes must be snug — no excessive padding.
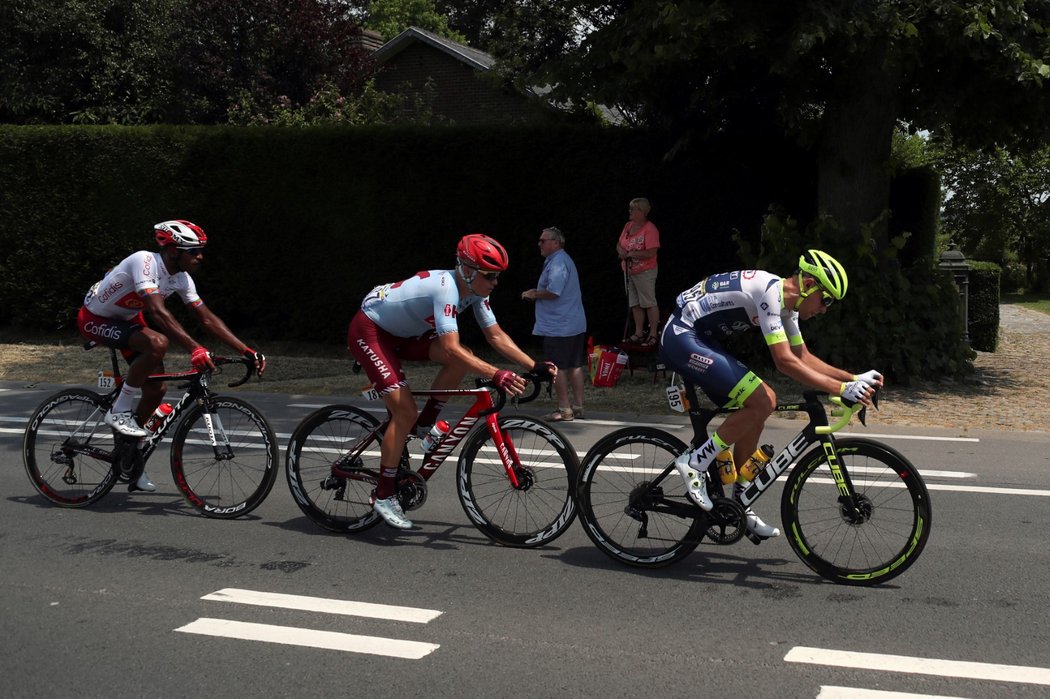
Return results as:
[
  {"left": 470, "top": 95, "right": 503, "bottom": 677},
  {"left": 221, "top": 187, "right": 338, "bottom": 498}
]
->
[{"left": 659, "top": 250, "right": 883, "bottom": 540}]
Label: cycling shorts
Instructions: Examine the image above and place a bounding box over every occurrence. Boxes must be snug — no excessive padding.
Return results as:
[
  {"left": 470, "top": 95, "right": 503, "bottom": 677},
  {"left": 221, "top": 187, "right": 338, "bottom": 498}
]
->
[
  {"left": 347, "top": 310, "right": 436, "bottom": 395},
  {"left": 77, "top": 306, "right": 146, "bottom": 351},
  {"left": 658, "top": 311, "right": 764, "bottom": 409}
]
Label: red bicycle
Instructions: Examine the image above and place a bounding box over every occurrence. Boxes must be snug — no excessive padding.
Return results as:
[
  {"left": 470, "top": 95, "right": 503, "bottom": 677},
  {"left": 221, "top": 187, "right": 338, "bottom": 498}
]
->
[{"left": 284, "top": 372, "right": 578, "bottom": 547}]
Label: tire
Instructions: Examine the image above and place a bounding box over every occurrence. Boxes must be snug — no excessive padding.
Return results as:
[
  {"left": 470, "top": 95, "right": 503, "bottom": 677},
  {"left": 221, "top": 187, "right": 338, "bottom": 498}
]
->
[
  {"left": 23, "top": 389, "right": 119, "bottom": 507},
  {"left": 456, "top": 416, "right": 578, "bottom": 547},
  {"left": 170, "top": 396, "right": 278, "bottom": 519},
  {"left": 781, "top": 437, "right": 932, "bottom": 586},
  {"left": 576, "top": 427, "right": 705, "bottom": 566},
  {"left": 285, "top": 405, "right": 385, "bottom": 533}
]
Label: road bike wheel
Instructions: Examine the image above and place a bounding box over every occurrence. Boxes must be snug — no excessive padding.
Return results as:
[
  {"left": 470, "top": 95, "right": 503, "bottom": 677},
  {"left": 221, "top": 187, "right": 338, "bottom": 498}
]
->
[
  {"left": 457, "top": 416, "right": 578, "bottom": 547},
  {"left": 170, "top": 397, "right": 278, "bottom": 519},
  {"left": 781, "top": 437, "right": 932, "bottom": 586},
  {"left": 285, "top": 405, "right": 384, "bottom": 533},
  {"left": 23, "top": 389, "right": 119, "bottom": 507},
  {"left": 577, "top": 427, "right": 706, "bottom": 567}
]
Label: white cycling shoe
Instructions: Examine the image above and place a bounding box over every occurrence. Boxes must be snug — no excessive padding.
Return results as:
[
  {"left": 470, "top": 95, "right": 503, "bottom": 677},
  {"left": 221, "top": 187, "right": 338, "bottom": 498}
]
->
[
  {"left": 130, "top": 471, "right": 156, "bottom": 493},
  {"left": 733, "top": 484, "right": 780, "bottom": 538},
  {"left": 373, "top": 496, "right": 413, "bottom": 530},
  {"left": 105, "top": 410, "right": 148, "bottom": 438},
  {"left": 674, "top": 452, "right": 714, "bottom": 511}
]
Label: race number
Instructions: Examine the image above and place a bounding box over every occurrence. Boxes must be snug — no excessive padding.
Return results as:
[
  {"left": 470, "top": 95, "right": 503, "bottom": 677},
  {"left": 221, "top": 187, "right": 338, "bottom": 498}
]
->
[
  {"left": 97, "top": 371, "right": 116, "bottom": 390},
  {"left": 360, "top": 385, "right": 380, "bottom": 401}
]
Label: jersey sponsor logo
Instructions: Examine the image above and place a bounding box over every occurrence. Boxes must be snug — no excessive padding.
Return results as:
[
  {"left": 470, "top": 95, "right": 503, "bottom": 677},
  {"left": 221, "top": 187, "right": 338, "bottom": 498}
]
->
[
  {"left": 689, "top": 352, "right": 714, "bottom": 366},
  {"left": 444, "top": 304, "right": 456, "bottom": 318},
  {"left": 355, "top": 338, "right": 393, "bottom": 381},
  {"left": 82, "top": 320, "right": 125, "bottom": 341},
  {"left": 142, "top": 255, "right": 152, "bottom": 276},
  {"left": 743, "top": 270, "right": 757, "bottom": 279},
  {"left": 98, "top": 280, "right": 124, "bottom": 303},
  {"left": 672, "top": 323, "right": 690, "bottom": 335}
]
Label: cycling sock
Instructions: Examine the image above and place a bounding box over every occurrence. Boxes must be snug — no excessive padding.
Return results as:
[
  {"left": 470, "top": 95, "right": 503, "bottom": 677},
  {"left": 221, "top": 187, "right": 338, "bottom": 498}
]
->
[
  {"left": 375, "top": 466, "right": 399, "bottom": 500},
  {"left": 688, "top": 431, "right": 730, "bottom": 469},
  {"left": 417, "top": 398, "right": 447, "bottom": 430},
  {"left": 112, "top": 383, "right": 139, "bottom": 413}
]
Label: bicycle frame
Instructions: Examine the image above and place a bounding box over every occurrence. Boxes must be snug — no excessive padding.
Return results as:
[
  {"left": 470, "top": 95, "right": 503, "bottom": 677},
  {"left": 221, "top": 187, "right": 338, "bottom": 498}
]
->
[
  {"left": 677, "top": 382, "right": 867, "bottom": 515},
  {"left": 85, "top": 347, "right": 253, "bottom": 466},
  {"left": 331, "top": 385, "right": 525, "bottom": 488}
]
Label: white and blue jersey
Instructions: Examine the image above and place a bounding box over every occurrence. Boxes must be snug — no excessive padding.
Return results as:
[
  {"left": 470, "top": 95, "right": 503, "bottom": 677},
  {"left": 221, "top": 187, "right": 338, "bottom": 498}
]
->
[{"left": 660, "top": 270, "right": 801, "bottom": 408}]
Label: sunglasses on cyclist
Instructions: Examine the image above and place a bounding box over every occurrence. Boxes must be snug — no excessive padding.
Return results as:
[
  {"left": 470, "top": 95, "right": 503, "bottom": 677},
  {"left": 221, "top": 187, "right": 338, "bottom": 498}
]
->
[
  {"left": 477, "top": 270, "right": 500, "bottom": 281},
  {"left": 799, "top": 283, "right": 834, "bottom": 307},
  {"left": 181, "top": 247, "right": 205, "bottom": 256}
]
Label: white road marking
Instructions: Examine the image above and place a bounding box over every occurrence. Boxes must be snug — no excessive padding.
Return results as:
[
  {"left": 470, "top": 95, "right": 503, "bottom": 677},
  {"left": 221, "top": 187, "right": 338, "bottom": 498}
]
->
[
  {"left": 201, "top": 588, "right": 441, "bottom": 623},
  {"left": 818, "top": 687, "right": 967, "bottom": 699},
  {"left": 175, "top": 618, "right": 439, "bottom": 659},
  {"left": 786, "top": 646, "right": 1050, "bottom": 686}
]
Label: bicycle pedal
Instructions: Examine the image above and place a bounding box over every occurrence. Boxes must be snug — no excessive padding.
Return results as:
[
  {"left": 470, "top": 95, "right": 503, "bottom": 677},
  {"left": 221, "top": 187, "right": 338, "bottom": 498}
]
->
[{"left": 744, "top": 531, "right": 766, "bottom": 546}]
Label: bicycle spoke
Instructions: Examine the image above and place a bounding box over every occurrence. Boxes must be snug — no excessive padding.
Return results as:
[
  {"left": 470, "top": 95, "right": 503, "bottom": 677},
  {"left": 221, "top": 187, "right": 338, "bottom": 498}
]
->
[
  {"left": 23, "top": 390, "right": 118, "bottom": 507},
  {"left": 457, "top": 416, "right": 577, "bottom": 547},
  {"left": 172, "top": 398, "right": 277, "bottom": 518}
]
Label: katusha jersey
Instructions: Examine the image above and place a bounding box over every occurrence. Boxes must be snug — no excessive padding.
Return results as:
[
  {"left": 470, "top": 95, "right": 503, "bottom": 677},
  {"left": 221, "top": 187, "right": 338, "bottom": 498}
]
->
[
  {"left": 83, "top": 250, "right": 202, "bottom": 320},
  {"left": 361, "top": 269, "right": 497, "bottom": 338},
  {"left": 675, "top": 269, "right": 803, "bottom": 346}
]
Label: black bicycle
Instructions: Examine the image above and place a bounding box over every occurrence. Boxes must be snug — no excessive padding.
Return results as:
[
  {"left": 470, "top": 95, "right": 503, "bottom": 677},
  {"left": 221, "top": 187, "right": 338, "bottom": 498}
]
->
[
  {"left": 575, "top": 379, "right": 931, "bottom": 585},
  {"left": 23, "top": 346, "right": 278, "bottom": 518}
]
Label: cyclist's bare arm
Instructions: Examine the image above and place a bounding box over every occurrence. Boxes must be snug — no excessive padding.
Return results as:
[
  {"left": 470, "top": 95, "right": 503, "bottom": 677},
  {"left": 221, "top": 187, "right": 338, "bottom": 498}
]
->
[
  {"left": 771, "top": 342, "right": 875, "bottom": 406},
  {"left": 432, "top": 331, "right": 503, "bottom": 378},
  {"left": 791, "top": 343, "right": 855, "bottom": 383},
  {"left": 141, "top": 292, "right": 200, "bottom": 353},
  {"left": 192, "top": 302, "right": 252, "bottom": 355},
  {"left": 481, "top": 323, "right": 537, "bottom": 372}
]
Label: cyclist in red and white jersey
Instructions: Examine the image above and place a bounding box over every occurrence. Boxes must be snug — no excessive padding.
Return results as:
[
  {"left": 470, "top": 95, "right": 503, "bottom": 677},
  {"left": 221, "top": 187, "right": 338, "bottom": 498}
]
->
[
  {"left": 348, "top": 233, "right": 556, "bottom": 529},
  {"left": 660, "top": 250, "right": 883, "bottom": 539},
  {"left": 77, "top": 220, "right": 265, "bottom": 491}
]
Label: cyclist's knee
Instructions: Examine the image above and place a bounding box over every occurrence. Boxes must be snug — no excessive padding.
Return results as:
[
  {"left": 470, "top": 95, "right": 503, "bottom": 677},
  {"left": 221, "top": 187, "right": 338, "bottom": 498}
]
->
[{"left": 743, "top": 383, "right": 776, "bottom": 417}]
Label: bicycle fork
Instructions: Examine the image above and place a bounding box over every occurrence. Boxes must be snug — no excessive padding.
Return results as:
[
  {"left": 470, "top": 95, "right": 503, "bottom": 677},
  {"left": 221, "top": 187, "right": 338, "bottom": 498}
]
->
[{"left": 484, "top": 413, "right": 524, "bottom": 489}]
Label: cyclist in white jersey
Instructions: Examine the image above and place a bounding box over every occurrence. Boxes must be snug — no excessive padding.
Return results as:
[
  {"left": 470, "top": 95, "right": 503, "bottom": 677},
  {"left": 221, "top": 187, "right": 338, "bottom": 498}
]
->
[
  {"left": 660, "top": 250, "right": 883, "bottom": 539},
  {"left": 77, "top": 220, "right": 265, "bottom": 491},
  {"left": 348, "top": 234, "right": 556, "bottom": 530}
]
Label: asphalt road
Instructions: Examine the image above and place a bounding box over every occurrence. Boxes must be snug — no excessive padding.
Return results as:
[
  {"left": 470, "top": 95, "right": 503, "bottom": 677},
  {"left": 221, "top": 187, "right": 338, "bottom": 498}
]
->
[{"left": 2, "top": 380, "right": 1050, "bottom": 698}]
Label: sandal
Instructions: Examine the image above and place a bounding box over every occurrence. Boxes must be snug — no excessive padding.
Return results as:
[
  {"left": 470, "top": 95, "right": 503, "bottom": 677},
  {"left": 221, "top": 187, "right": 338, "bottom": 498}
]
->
[
  {"left": 623, "top": 334, "right": 642, "bottom": 344},
  {"left": 571, "top": 406, "right": 584, "bottom": 419},
  {"left": 543, "top": 408, "right": 574, "bottom": 422},
  {"left": 641, "top": 335, "right": 658, "bottom": 347}
]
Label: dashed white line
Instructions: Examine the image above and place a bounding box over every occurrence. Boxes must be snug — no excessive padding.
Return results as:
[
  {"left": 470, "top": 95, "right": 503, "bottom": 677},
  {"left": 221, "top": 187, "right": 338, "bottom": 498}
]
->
[
  {"left": 818, "top": 687, "right": 967, "bottom": 699},
  {"left": 175, "top": 618, "right": 439, "bottom": 659},
  {"left": 201, "top": 588, "right": 441, "bottom": 623},
  {"left": 786, "top": 646, "right": 1050, "bottom": 686}
]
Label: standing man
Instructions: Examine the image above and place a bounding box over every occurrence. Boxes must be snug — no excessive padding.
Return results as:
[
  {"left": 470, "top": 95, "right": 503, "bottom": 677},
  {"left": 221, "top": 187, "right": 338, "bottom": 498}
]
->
[{"left": 522, "top": 226, "right": 587, "bottom": 422}]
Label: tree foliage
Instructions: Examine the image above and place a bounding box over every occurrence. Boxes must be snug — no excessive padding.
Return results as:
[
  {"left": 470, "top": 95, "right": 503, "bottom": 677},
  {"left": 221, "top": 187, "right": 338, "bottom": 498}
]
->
[
  {"left": 543, "top": 1, "right": 1050, "bottom": 247},
  {"left": 364, "top": 0, "right": 463, "bottom": 42},
  {"left": 0, "top": 0, "right": 376, "bottom": 125},
  {"left": 938, "top": 143, "right": 1050, "bottom": 290}
]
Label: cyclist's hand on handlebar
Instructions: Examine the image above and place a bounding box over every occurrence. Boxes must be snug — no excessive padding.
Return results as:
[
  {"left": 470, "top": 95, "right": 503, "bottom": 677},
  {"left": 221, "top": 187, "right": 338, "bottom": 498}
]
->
[
  {"left": 840, "top": 379, "right": 874, "bottom": 406},
  {"left": 243, "top": 347, "right": 266, "bottom": 377},
  {"left": 492, "top": 369, "right": 526, "bottom": 396},
  {"left": 190, "top": 346, "right": 215, "bottom": 372},
  {"left": 854, "top": 369, "right": 883, "bottom": 389},
  {"left": 532, "top": 360, "right": 558, "bottom": 383}
]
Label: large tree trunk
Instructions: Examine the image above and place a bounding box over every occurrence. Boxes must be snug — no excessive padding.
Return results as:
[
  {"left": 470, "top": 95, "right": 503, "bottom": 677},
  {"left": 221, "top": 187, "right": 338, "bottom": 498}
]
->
[{"left": 817, "top": 41, "right": 900, "bottom": 255}]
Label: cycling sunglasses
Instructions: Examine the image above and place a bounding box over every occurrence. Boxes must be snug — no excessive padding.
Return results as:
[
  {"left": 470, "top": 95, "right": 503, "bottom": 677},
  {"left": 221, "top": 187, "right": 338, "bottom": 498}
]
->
[{"left": 464, "top": 264, "right": 499, "bottom": 281}]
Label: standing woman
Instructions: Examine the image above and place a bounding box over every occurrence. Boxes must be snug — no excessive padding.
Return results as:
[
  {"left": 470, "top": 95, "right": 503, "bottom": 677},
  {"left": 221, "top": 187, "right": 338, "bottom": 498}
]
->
[{"left": 616, "top": 197, "right": 661, "bottom": 345}]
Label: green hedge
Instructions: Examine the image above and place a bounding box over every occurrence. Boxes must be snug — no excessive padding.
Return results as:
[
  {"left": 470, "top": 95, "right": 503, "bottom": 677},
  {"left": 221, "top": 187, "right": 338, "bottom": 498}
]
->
[
  {"left": 967, "top": 261, "right": 1001, "bottom": 352},
  {"left": 0, "top": 124, "right": 971, "bottom": 381},
  {"left": 0, "top": 124, "right": 812, "bottom": 345}
]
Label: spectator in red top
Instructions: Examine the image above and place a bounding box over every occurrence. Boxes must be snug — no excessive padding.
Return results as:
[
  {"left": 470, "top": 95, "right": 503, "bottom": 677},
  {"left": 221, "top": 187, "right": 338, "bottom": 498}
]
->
[{"left": 616, "top": 197, "right": 661, "bottom": 346}]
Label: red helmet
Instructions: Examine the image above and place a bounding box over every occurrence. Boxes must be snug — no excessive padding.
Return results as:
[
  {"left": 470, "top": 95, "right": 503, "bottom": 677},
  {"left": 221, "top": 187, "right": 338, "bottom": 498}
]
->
[
  {"left": 154, "top": 220, "right": 208, "bottom": 249},
  {"left": 456, "top": 234, "right": 509, "bottom": 272}
]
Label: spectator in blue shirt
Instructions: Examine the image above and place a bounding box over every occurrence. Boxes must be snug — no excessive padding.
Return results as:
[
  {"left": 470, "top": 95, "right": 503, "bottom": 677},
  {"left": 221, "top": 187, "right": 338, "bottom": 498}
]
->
[{"left": 521, "top": 227, "right": 587, "bottom": 421}]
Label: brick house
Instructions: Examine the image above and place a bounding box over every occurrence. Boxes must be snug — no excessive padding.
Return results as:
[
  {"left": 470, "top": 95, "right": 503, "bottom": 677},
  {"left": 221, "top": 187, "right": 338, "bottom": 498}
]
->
[{"left": 370, "top": 26, "right": 553, "bottom": 125}]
